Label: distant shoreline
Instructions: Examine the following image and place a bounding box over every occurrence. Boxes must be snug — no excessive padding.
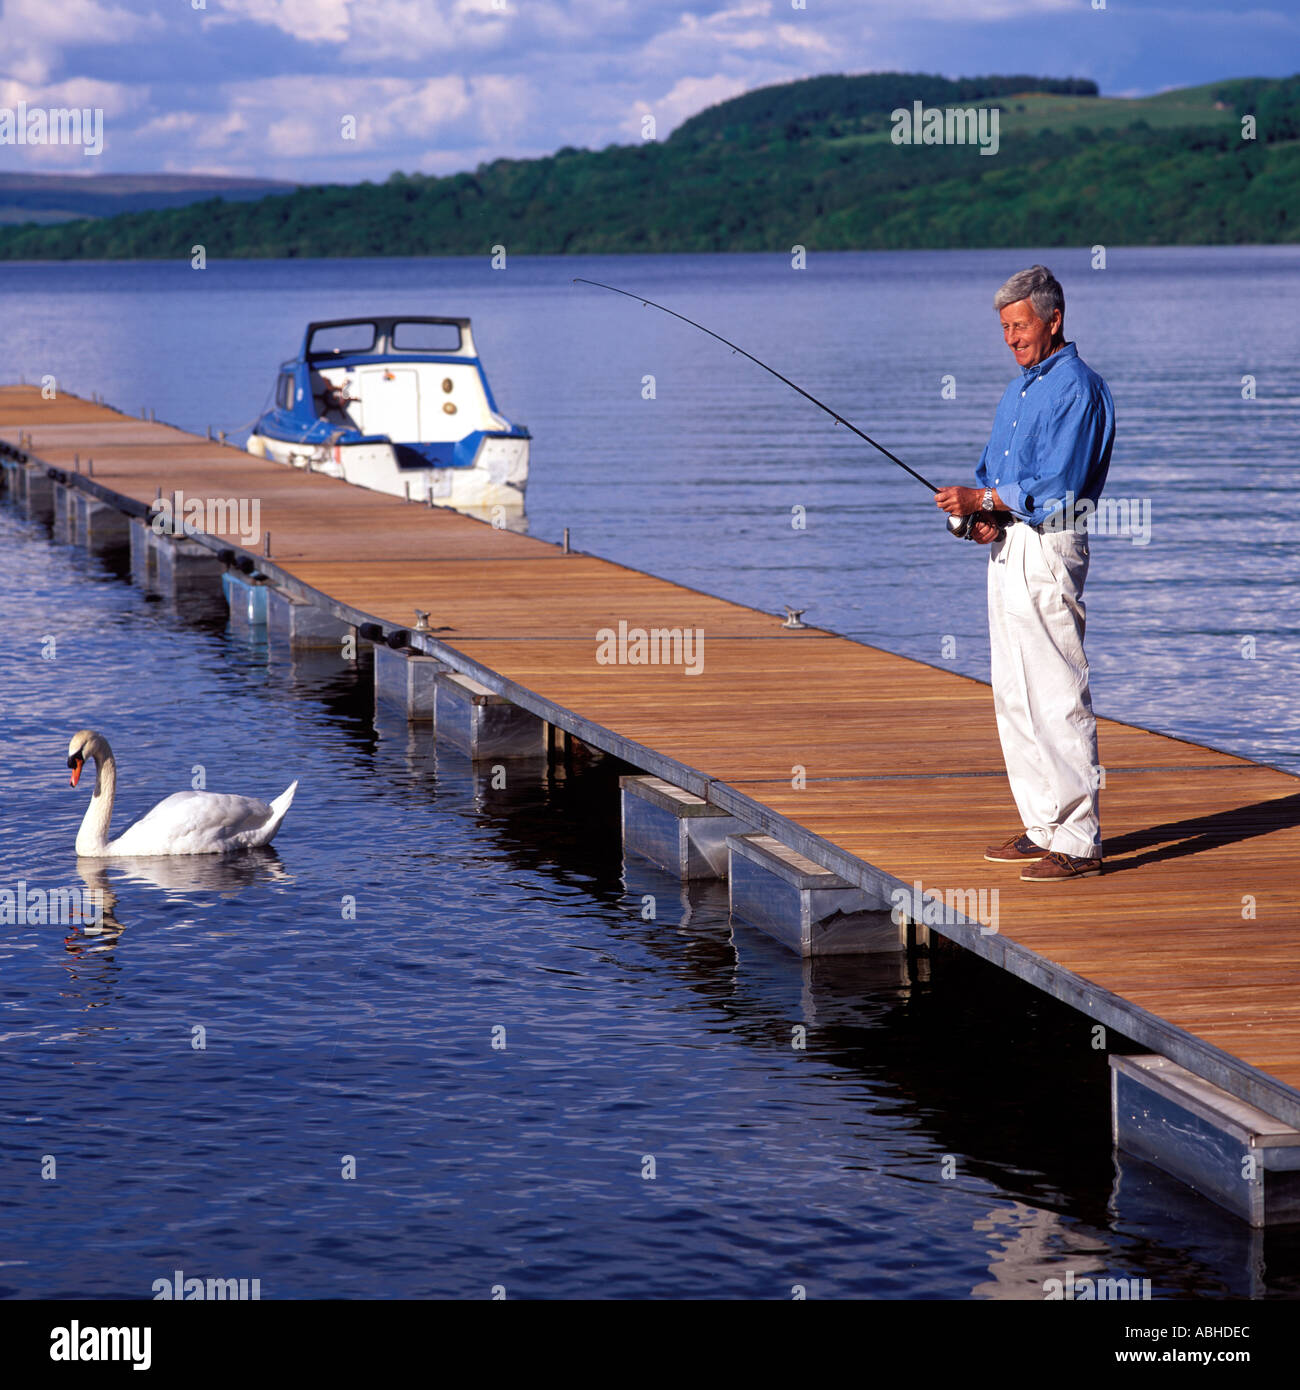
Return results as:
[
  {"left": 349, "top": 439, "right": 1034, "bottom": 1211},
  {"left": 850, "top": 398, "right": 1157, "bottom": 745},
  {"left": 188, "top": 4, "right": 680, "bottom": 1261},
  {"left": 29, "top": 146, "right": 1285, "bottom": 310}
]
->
[{"left": 0, "top": 242, "right": 1295, "bottom": 269}]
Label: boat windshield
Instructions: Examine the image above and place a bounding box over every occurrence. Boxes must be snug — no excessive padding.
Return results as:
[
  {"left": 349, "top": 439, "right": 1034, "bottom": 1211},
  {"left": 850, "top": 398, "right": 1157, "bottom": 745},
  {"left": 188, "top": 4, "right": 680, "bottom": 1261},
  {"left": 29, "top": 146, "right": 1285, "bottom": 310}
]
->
[
  {"left": 308, "top": 322, "right": 378, "bottom": 356},
  {"left": 391, "top": 321, "right": 462, "bottom": 352},
  {"left": 306, "top": 319, "right": 464, "bottom": 358}
]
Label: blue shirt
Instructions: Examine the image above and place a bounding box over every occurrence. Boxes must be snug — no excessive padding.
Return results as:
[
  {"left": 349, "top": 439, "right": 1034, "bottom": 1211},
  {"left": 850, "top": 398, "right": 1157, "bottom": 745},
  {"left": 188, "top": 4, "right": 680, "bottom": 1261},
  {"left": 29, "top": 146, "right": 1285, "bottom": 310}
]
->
[{"left": 975, "top": 342, "right": 1114, "bottom": 527}]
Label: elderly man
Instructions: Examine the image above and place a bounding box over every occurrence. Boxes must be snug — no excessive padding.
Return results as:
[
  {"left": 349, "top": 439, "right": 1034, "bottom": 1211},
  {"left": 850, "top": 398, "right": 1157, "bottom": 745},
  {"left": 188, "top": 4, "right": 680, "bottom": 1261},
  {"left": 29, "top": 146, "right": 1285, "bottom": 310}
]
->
[{"left": 936, "top": 265, "right": 1115, "bottom": 882}]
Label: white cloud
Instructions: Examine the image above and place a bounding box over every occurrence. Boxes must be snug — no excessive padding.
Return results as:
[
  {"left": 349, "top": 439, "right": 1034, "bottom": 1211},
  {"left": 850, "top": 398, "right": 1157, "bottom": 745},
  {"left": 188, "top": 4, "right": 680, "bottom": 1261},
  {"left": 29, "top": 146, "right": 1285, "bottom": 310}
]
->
[
  {"left": 773, "top": 23, "right": 837, "bottom": 55},
  {"left": 0, "top": 0, "right": 158, "bottom": 85},
  {"left": 157, "top": 158, "right": 252, "bottom": 178},
  {"left": 641, "top": 1, "right": 837, "bottom": 70},
  {"left": 470, "top": 74, "right": 535, "bottom": 147},
  {"left": 209, "top": 0, "right": 352, "bottom": 45},
  {"left": 209, "top": 0, "right": 521, "bottom": 60},
  {"left": 124, "top": 72, "right": 536, "bottom": 178},
  {"left": 133, "top": 107, "right": 254, "bottom": 153},
  {"left": 0, "top": 75, "right": 140, "bottom": 165},
  {"left": 889, "top": 0, "right": 1074, "bottom": 15},
  {"left": 0, "top": 76, "right": 145, "bottom": 119},
  {"left": 628, "top": 73, "right": 753, "bottom": 141}
]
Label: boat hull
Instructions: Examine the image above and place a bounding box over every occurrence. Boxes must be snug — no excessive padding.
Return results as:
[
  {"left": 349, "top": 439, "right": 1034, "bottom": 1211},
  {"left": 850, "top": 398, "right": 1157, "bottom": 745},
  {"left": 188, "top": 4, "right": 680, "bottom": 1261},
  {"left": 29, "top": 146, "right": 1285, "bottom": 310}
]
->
[{"left": 247, "top": 432, "right": 529, "bottom": 511}]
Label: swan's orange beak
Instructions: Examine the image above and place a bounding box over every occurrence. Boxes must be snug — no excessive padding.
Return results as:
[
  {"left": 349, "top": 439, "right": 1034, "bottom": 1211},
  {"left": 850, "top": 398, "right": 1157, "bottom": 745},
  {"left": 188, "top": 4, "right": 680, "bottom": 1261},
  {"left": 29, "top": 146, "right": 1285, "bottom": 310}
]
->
[{"left": 68, "top": 756, "right": 83, "bottom": 788}]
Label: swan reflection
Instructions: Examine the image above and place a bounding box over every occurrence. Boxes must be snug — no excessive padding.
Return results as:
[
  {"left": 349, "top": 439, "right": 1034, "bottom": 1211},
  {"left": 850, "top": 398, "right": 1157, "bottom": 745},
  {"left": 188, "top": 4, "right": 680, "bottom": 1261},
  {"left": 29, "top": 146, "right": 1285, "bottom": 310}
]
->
[
  {"left": 77, "top": 847, "right": 291, "bottom": 896},
  {"left": 64, "top": 848, "right": 292, "bottom": 955}
]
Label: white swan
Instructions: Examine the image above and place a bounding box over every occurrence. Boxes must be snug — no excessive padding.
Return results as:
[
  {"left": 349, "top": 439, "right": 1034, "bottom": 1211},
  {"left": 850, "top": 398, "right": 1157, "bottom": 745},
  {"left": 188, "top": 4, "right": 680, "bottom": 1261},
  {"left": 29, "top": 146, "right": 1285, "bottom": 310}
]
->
[{"left": 67, "top": 729, "right": 297, "bottom": 857}]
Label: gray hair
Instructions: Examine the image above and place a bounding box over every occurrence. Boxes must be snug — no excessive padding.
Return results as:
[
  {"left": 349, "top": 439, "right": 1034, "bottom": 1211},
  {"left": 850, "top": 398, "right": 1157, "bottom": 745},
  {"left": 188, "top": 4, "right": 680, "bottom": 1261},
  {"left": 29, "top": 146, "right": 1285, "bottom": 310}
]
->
[{"left": 993, "top": 265, "right": 1064, "bottom": 324}]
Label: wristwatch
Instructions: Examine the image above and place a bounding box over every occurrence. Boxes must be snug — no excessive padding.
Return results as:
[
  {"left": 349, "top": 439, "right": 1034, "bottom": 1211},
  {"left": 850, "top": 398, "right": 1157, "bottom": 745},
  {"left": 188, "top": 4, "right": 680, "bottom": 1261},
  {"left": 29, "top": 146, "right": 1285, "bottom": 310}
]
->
[{"left": 982, "top": 487, "right": 994, "bottom": 513}]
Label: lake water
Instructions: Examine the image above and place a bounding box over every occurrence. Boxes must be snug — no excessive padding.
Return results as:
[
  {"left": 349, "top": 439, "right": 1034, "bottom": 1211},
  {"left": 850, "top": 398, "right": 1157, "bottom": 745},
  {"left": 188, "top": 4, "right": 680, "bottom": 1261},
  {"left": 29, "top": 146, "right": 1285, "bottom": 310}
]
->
[{"left": 1, "top": 247, "right": 1297, "bottom": 1300}]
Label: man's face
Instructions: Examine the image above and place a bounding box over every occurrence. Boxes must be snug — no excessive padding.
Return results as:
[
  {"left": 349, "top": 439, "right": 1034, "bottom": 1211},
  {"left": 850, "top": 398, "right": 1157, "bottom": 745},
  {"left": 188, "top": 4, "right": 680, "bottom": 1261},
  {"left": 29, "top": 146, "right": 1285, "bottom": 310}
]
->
[{"left": 999, "top": 298, "right": 1062, "bottom": 369}]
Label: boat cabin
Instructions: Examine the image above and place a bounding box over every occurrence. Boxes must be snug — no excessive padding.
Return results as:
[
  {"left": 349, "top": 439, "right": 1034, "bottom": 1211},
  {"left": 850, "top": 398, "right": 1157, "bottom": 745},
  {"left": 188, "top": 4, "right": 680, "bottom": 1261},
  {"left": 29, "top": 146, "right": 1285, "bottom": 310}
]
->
[{"left": 267, "top": 316, "right": 517, "bottom": 465}]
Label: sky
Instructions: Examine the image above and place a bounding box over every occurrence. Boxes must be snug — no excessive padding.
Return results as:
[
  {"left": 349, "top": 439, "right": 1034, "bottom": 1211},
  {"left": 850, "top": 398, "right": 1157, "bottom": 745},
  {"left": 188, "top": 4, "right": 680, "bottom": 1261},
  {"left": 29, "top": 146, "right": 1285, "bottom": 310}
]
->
[{"left": 0, "top": 0, "right": 1295, "bottom": 182}]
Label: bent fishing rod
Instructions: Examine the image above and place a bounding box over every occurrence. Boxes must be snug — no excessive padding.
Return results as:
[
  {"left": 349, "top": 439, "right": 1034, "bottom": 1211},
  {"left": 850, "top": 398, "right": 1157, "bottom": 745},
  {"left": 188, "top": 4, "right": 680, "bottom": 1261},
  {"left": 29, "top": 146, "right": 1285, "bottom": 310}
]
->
[{"left": 572, "top": 277, "right": 982, "bottom": 539}]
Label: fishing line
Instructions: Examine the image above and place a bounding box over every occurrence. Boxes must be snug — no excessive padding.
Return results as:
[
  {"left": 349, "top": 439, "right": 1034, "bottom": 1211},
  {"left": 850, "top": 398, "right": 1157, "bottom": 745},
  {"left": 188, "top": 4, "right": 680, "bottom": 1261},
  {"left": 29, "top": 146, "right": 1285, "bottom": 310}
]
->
[{"left": 574, "top": 277, "right": 980, "bottom": 539}]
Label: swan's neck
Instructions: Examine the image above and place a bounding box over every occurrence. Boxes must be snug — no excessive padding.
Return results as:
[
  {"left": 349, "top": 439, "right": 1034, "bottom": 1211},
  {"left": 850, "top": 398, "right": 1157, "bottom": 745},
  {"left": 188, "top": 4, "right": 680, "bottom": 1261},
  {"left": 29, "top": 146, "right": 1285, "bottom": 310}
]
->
[{"left": 76, "top": 749, "right": 116, "bottom": 855}]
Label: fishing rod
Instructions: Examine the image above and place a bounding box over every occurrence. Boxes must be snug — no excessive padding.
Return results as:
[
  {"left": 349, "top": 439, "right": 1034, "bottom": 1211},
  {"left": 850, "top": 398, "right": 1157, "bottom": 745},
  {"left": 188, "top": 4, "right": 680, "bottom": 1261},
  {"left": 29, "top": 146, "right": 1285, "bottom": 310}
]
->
[{"left": 573, "top": 277, "right": 980, "bottom": 538}]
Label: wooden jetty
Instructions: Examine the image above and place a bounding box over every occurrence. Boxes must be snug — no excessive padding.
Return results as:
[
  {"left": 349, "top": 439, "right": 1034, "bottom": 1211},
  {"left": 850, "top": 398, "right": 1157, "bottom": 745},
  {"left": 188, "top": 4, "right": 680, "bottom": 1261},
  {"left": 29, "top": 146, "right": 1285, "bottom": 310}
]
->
[{"left": 4, "top": 385, "right": 1300, "bottom": 1226}]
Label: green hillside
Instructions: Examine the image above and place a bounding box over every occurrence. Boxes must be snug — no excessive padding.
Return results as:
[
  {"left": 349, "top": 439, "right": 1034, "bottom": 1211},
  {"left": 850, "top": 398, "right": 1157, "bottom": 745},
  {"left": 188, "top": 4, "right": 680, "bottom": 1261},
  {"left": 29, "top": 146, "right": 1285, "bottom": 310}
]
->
[{"left": 0, "top": 71, "right": 1295, "bottom": 259}]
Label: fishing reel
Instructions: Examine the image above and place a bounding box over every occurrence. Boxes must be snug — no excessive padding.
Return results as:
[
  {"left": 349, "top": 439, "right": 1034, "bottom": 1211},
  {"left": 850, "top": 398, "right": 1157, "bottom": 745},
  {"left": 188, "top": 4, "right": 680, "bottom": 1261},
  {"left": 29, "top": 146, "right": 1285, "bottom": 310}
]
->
[{"left": 947, "top": 511, "right": 1007, "bottom": 542}]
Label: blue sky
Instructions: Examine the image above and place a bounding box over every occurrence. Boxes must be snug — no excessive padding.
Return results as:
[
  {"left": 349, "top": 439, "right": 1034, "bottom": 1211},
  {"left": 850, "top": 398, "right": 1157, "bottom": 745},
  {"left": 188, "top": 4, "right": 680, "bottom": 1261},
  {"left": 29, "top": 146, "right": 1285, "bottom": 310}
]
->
[{"left": 0, "top": 0, "right": 1295, "bottom": 181}]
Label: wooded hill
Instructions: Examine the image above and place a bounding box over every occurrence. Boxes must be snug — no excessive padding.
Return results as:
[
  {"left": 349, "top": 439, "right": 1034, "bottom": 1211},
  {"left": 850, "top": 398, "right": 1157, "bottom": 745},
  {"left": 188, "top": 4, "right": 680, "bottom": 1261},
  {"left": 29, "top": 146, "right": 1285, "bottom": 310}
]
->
[{"left": 0, "top": 71, "right": 1295, "bottom": 258}]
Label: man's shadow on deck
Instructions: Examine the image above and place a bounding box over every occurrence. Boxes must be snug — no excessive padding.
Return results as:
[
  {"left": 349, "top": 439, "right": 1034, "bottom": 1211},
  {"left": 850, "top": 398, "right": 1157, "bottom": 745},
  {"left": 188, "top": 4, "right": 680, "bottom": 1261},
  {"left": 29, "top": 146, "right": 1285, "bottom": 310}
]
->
[{"left": 1101, "top": 792, "right": 1300, "bottom": 872}]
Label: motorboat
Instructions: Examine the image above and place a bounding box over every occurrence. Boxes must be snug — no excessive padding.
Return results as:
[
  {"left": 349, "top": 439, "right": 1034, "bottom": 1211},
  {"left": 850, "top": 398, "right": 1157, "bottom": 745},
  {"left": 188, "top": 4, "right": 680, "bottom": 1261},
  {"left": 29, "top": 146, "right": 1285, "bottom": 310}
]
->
[{"left": 247, "top": 315, "right": 530, "bottom": 511}]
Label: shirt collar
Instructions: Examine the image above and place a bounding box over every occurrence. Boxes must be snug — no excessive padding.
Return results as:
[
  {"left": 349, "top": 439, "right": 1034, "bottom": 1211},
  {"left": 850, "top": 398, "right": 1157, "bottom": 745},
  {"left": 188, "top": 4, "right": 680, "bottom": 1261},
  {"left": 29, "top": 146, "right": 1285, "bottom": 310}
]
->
[{"left": 1021, "top": 340, "right": 1077, "bottom": 381}]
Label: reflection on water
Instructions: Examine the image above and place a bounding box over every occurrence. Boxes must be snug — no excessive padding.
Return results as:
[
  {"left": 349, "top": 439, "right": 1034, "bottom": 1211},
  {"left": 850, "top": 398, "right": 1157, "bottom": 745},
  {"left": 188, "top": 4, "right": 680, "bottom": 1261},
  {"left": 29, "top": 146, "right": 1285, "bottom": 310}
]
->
[
  {"left": 972, "top": 1203, "right": 1109, "bottom": 1301},
  {"left": 62, "top": 849, "right": 293, "bottom": 962},
  {"left": 77, "top": 846, "right": 291, "bottom": 898}
]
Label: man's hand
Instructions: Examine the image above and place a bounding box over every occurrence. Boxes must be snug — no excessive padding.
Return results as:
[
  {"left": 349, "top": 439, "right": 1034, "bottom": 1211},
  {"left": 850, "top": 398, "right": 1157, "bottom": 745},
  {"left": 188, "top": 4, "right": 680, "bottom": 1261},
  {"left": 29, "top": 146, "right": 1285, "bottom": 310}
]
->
[
  {"left": 969, "top": 514, "right": 1001, "bottom": 544},
  {"left": 934, "top": 486, "right": 984, "bottom": 517}
]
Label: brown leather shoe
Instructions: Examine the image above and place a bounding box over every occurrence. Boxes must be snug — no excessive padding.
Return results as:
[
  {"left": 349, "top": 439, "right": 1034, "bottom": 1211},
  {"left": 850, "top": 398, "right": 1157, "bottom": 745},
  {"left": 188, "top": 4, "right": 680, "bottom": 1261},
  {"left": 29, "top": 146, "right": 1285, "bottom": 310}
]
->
[
  {"left": 984, "top": 832, "right": 1049, "bottom": 863},
  {"left": 1020, "top": 851, "right": 1103, "bottom": 882}
]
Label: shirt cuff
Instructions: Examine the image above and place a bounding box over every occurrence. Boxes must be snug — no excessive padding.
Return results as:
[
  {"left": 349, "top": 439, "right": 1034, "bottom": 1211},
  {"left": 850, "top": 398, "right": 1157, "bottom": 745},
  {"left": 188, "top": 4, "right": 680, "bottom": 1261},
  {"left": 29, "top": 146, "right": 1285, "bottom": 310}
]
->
[{"left": 994, "top": 478, "right": 1034, "bottom": 523}]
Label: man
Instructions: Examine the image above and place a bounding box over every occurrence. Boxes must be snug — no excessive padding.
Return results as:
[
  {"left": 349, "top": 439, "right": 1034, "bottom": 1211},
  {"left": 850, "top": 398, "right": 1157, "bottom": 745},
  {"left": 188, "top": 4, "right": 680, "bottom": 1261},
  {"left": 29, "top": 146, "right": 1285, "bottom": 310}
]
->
[{"left": 935, "top": 265, "right": 1115, "bottom": 883}]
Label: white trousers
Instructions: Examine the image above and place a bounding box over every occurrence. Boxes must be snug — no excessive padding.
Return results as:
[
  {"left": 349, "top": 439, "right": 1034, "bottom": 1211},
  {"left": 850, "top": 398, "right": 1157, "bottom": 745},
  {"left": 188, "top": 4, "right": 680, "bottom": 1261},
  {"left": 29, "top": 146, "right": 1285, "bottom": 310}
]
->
[{"left": 987, "top": 521, "right": 1101, "bottom": 858}]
